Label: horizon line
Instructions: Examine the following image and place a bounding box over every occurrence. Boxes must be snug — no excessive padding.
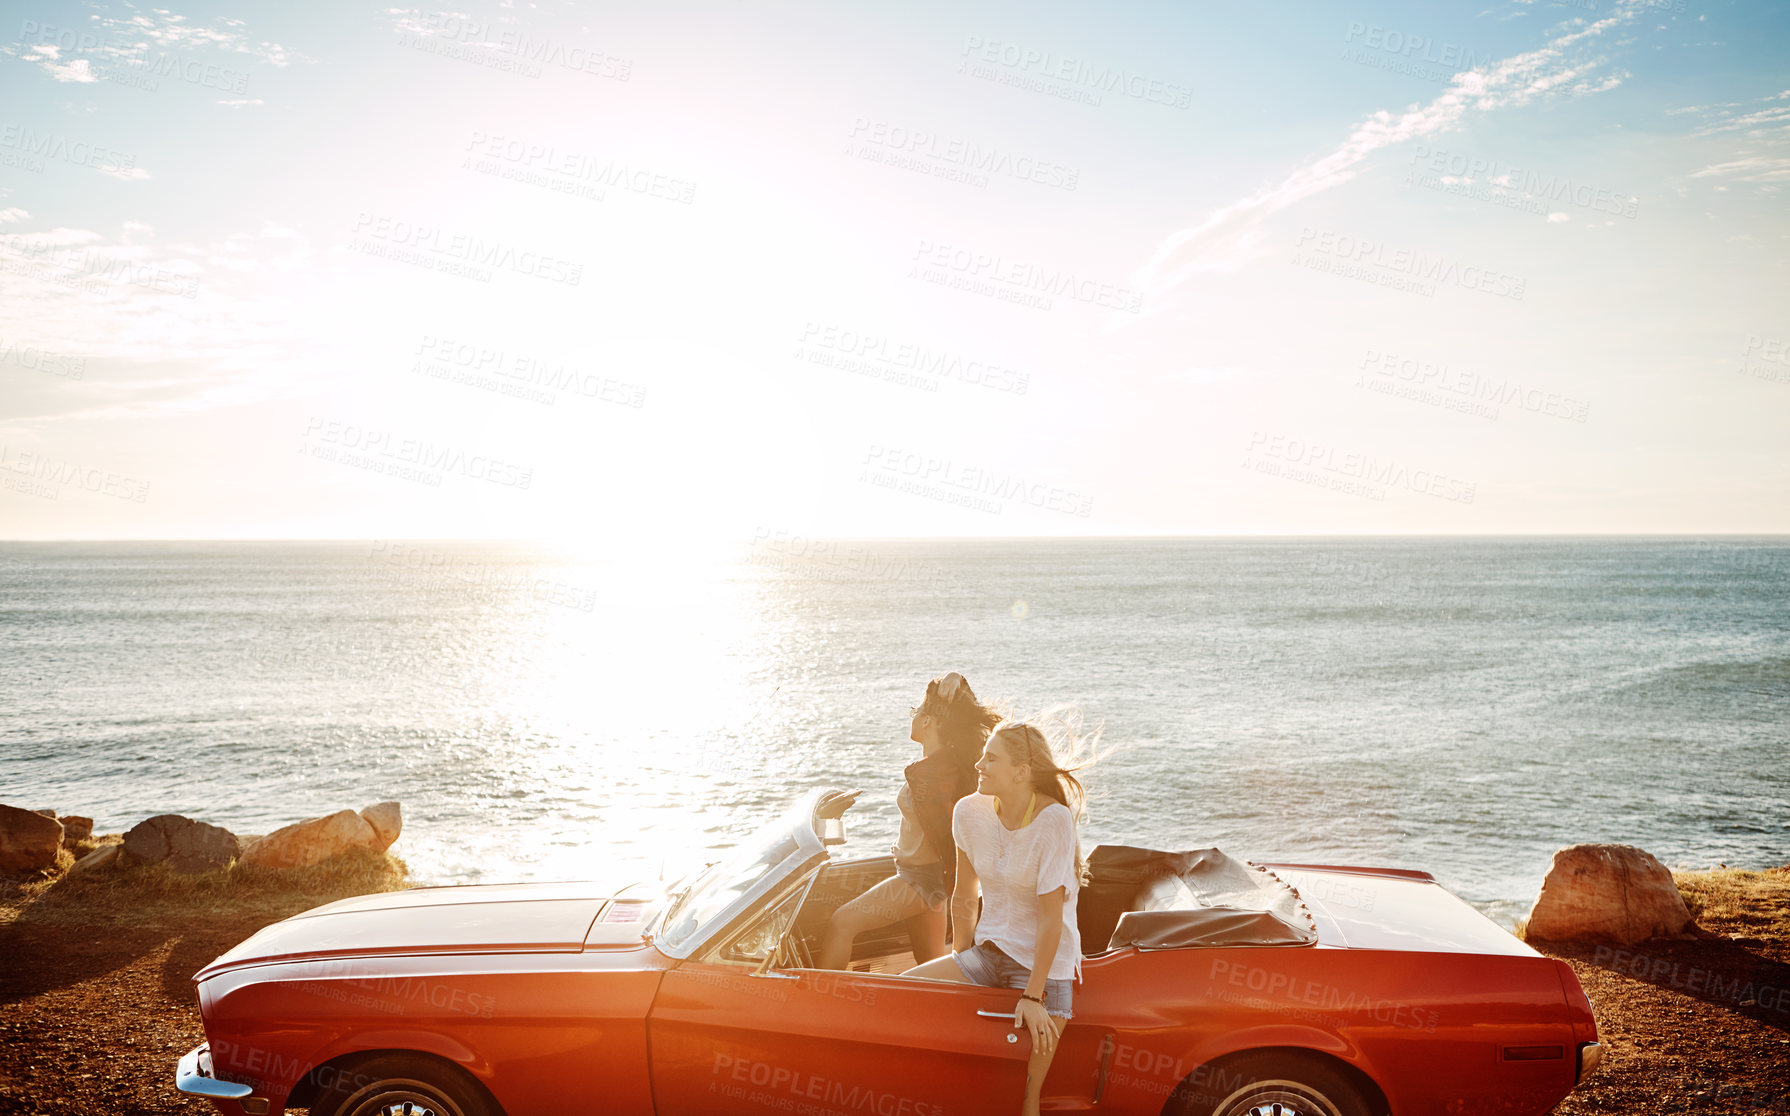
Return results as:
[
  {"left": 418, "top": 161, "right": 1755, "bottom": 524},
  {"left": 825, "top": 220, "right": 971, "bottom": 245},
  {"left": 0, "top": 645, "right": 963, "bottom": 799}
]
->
[{"left": 2, "top": 532, "right": 1788, "bottom": 544}]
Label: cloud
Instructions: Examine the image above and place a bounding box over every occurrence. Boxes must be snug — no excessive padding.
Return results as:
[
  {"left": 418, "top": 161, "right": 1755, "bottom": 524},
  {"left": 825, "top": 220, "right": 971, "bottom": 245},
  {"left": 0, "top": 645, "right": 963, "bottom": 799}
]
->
[
  {"left": 16, "top": 44, "right": 99, "bottom": 82},
  {"left": 386, "top": 6, "right": 527, "bottom": 42},
  {"left": 0, "top": 214, "right": 331, "bottom": 424},
  {"left": 4, "top": 5, "right": 302, "bottom": 86},
  {"left": 5, "top": 226, "right": 105, "bottom": 249},
  {"left": 1675, "top": 90, "right": 1790, "bottom": 185},
  {"left": 1689, "top": 156, "right": 1790, "bottom": 183},
  {"left": 1134, "top": 3, "right": 1654, "bottom": 299},
  {"left": 1681, "top": 89, "right": 1790, "bottom": 137},
  {"left": 89, "top": 8, "right": 300, "bottom": 66},
  {"left": 0, "top": 209, "right": 31, "bottom": 224}
]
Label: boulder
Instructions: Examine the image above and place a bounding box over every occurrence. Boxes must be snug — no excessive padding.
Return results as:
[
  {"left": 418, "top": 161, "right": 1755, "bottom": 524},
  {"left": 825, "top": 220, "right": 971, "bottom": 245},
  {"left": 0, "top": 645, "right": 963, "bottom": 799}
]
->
[
  {"left": 1525, "top": 843, "right": 1695, "bottom": 945},
  {"left": 122, "top": 815, "right": 241, "bottom": 874},
  {"left": 60, "top": 816, "right": 94, "bottom": 845},
  {"left": 122, "top": 814, "right": 182, "bottom": 864},
  {"left": 240, "top": 810, "right": 377, "bottom": 870},
  {"left": 168, "top": 822, "right": 242, "bottom": 874},
  {"left": 359, "top": 802, "right": 402, "bottom": 853},
  {"left": 67, "top": 845, "right": 120, "bottom": 876},
  {"left": 31, "top": 808, "right": 56, "bottom": 818},
  {"left": 0, "top": 804, "right": 64, "bottom": 872}
]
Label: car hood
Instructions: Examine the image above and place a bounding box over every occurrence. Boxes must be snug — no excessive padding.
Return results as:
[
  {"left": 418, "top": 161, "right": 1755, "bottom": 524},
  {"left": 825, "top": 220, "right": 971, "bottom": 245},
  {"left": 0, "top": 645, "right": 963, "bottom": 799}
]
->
[{"left": 195, "top": 880, "right": 660, "bottom": 980}]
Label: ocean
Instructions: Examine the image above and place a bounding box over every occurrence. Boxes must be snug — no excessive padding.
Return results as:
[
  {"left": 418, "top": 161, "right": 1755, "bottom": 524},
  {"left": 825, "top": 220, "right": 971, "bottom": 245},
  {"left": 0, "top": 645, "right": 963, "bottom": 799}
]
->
[{"left": 1, "top": 536, "right": 1784, "bottom": 927}]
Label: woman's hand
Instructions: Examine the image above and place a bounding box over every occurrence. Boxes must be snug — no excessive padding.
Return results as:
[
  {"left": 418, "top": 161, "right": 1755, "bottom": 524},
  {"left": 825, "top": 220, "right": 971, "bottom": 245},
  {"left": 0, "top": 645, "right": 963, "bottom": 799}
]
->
[
  {"left": 1013, "top": 997, "right": 1056, "bottom": 1053},
  {"left": 815, "top": 789, "right": 861, "bottom": 820}
]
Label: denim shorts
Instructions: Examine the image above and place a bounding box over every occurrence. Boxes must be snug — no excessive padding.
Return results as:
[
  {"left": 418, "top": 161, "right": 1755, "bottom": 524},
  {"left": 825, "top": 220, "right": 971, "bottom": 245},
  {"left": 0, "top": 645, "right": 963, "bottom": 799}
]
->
[
  {"left": 951, "top": 940, "right": 1074, "bottom": 1019},
  {"left": 894, "top": 859, "right": 948, "bottom": 909}
]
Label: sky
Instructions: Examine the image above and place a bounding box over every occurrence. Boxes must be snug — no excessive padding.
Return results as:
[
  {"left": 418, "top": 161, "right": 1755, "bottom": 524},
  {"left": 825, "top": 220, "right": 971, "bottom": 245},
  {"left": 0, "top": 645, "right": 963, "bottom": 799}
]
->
[{"left": 0, "top": 0, "right": 1785, "bottom": 540}]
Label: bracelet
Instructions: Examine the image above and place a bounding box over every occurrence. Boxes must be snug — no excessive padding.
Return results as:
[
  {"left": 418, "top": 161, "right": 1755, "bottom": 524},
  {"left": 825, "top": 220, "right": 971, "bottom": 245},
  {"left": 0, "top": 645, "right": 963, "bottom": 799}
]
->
[{"left": 1019, "top": 993, "right": 1044, "bottom": 1004}]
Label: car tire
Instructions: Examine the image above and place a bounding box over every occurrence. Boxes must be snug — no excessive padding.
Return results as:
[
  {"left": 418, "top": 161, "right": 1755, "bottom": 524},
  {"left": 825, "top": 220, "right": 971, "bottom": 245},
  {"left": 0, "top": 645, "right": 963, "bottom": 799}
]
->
[
  {"left": 1175, "top": 1052, "right": 1374, "bottom": 1116},
  {"left": 308, "top": 1053, "right": 497, "bottom": 1116}
]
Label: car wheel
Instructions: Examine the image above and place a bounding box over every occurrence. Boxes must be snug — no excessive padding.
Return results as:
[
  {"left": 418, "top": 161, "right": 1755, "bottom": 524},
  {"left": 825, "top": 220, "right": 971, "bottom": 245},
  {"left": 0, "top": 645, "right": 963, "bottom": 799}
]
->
[
  {"left": 1178, "top": 1053, "right": 1373, "bottom": 1116},
  {"left": 309, "top": 1054, "right": 496, "bottom": 1116}
]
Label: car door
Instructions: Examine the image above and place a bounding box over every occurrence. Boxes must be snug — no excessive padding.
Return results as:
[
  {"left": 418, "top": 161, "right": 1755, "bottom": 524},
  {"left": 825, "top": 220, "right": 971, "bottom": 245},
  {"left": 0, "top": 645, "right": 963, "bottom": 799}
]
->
[{"left": 647, "top": 960, "right": 1032, "bottom": 1116}]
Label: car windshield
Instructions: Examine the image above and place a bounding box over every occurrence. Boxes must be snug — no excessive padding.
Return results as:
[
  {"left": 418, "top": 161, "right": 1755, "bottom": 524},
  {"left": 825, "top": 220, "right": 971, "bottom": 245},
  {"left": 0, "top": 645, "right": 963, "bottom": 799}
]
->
[{"left": 655, "top": 818, "right": 805, "bottom": 952}]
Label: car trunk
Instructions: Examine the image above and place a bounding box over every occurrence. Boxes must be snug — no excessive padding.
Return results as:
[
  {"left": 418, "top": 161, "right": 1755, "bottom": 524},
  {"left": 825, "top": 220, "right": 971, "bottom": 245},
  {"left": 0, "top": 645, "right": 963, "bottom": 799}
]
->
[{"left": 1263, "top": 863, "right": 1540, "bottom": 956}]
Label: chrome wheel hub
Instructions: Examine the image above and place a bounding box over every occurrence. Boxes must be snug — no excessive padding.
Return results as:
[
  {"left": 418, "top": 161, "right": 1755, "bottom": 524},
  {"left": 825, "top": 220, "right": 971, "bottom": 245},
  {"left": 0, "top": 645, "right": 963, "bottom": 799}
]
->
[
  {"left": 344, "top": 1085, "right": 465, "bottom": 1116},
  {"left": 1218, "top": 1083, "right": 1343, "bottom": 1116}
]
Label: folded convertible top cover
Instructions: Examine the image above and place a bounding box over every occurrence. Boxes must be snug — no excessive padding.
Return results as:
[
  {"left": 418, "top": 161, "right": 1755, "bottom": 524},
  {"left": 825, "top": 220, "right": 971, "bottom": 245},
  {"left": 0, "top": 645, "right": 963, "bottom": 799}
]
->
[
  {"left": 1088, "top": 846, "right": 1316, "bottom": 949},
  {"left": 1110, "top": 906, "right": 1310, "bottom": 949}
]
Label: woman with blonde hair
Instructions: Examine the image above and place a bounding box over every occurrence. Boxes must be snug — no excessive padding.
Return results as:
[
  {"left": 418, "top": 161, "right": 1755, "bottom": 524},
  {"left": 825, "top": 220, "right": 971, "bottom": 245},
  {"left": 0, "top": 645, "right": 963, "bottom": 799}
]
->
[
  {"left": 904, "top": 709, "right": 1097, "bottom": 1116},
  {"left": 817, "top": 672, "right": 1004, "bottom": 970}
]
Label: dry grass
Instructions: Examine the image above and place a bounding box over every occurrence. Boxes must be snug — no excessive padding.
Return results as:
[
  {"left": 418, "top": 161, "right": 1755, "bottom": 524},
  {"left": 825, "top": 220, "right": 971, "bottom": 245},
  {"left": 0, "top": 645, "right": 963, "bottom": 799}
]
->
[
  {"left": 1673, "top": 863, "right": 1790, "bottom": 939},
  {"left": 64, "top": 833, "right": 110, "bottom": 860},
  {"left": 1, "top": 836, "right": 410, "bottom": 927}
]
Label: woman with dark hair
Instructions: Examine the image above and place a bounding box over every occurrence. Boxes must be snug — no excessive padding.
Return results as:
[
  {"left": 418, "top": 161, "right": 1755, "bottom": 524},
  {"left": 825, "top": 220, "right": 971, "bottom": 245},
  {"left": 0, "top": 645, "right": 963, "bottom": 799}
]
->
[
  {"left": 816, "top": 672, "right": 1003, "bottom": 970},
  {"left": 903, "top": 710, "right": 1098, "bottom": 1116}
]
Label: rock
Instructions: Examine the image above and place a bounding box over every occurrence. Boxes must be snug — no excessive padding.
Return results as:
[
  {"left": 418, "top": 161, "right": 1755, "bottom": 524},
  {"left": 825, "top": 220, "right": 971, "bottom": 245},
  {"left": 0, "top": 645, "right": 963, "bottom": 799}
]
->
[
  {"left": 31, "top": 809, "right": 56, "bottom": 818},
  {"left": 1525, "top": 843, "right": 1696, "bottom": 945},
  {"left": 358, "top": 802, "right": 402, "bottom": 853},
  {"left": 60, "top": 817, "right": 94, "bottom": 845},
  {"left": 167, "top": 822, "right": 241, "bottom": 874},
  {"left": 0, "top": 804, "right": 64, "bottom": 872},
  {"left": 121, "top": 815, "right": 241, "bottom": 874},
  {"left": 67, "top": 845, "right": 120, "bottom": 876},
  {"left": 122, "top": 815, "right": 181, "bottom": 863},
  {"left": 239, "top": 809, "right": 377, "bottom": 870}
]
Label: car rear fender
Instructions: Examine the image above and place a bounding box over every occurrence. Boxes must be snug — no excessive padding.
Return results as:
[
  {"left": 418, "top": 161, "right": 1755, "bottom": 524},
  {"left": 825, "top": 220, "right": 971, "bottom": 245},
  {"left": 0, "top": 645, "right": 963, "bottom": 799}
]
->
[
  {"left": 1549, "top": 958, "right": 1598, "bottom": 1042},
  {"left": 1155, "top": 1024, "right": 1373, "bottom": 1097},
  {"left": 1175, "top": 1022, "right": 1358, "bottom": 1063}
]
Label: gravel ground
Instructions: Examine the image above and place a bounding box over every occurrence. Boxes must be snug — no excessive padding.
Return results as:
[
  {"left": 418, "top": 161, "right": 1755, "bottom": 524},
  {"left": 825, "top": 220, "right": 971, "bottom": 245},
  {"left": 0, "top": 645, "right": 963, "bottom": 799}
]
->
[
  {"left": 0, "top": 914, "right": 255, "bottom": 1115},
  {"left": 1541, "top": 928, "right": 1790, "bottom": 1115}
]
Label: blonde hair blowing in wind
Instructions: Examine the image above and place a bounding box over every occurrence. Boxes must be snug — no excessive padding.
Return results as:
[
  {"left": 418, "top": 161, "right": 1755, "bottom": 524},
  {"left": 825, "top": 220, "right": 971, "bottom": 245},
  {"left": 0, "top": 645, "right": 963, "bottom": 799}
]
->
[{"left": 987, "top": 704, "right": 1108, "bottom": 882}]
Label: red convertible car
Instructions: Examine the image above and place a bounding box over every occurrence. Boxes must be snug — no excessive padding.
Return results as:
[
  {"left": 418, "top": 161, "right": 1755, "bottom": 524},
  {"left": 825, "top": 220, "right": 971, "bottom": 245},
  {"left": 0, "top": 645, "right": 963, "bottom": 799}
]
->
[{"left": 176, "top": 791, "right": 1600, "bottom": 1116}]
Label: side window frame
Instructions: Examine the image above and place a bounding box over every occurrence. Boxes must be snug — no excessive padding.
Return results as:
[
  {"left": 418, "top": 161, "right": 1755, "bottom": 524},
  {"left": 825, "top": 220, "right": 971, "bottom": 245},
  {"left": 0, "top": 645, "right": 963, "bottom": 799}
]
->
[{"left": 700, "top": 865, "right": 823, "bottom": 971}]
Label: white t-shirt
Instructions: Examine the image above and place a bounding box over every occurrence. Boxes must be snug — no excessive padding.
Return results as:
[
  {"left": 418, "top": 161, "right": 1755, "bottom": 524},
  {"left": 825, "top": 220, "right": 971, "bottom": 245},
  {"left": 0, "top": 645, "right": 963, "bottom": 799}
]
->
[{"left": 952, "top": 794, "right": 1082, "bottom": 981}]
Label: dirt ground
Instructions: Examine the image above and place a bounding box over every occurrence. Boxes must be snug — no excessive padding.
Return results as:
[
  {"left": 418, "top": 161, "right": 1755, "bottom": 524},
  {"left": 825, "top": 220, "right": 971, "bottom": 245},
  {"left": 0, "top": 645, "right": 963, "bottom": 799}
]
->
[
  {"left": 0, "top": 912, "right": 260, "bottom": 1115},
  {"left": 1540, "top": 931, "right": 1790, "bottom": 1114},
  {"left": 1, "top": 865, "right": 1785, "bottom": 1115}
]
